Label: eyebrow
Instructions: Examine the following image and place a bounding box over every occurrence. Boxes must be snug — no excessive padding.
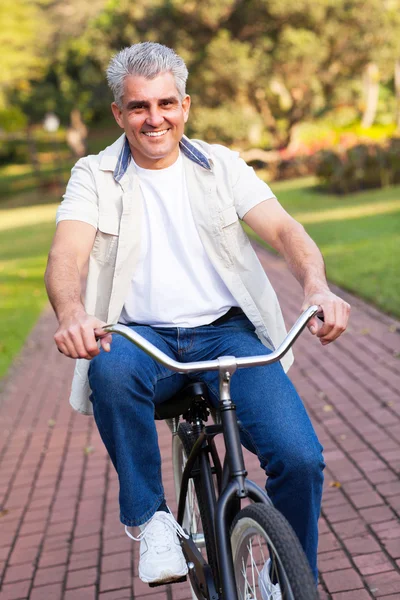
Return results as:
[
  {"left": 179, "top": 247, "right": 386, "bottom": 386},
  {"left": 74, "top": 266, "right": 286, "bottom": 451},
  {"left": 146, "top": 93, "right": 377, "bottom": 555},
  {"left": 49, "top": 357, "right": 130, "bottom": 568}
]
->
[{"left": 126, "top": 96, "right": 179, "bottom": 110}]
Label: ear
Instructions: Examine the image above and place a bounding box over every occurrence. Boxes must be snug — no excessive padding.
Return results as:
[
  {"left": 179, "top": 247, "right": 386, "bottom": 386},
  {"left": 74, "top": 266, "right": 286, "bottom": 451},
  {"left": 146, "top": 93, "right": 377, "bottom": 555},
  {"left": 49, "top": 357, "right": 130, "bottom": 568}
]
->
[
  {"left": 182, "top": 95, "right": 191, "bottom": 123},
  {"left": 111, "top": 102, "right": 124, "bottom": 129}
]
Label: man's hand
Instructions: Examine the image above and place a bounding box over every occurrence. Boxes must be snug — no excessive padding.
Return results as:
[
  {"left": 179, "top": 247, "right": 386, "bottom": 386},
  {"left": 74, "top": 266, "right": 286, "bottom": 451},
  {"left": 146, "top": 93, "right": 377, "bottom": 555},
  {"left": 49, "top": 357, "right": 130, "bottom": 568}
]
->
[
  {"left": 303, "top": 290, "right": 351, "bottom": 345},
  {"left": 54, "top": 307, "right": 112, "bottom": 359},
  {"left": 243, "top": 200, "right": 351, "bottom": 345}
]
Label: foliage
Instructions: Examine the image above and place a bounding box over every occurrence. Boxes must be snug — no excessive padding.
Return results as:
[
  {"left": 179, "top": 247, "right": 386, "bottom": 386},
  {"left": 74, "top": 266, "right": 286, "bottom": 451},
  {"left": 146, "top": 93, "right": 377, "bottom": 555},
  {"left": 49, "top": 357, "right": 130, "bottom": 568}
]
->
[
  {"left": 316, "top": 138, "right": 400, "bottom": 193},
  {"left": 86, "top": 0, "right": 400, "bottom": 147},
  {"left": 0, "top": 107, "right": 28, "bottom": 133},
  {"left": 0, "top": 0, "right": 50, "bottom": 109},
  {"left": 271, "top": 155, "right": 320, "bottom": 182},
  {"left": 0, "top": 140, "right": 30, "bottom": 167},
  {"left": 6, "top": 0, "right": 109, "bottom": 126},
  {"left": 2, "top": 0, "right": 400, "bottom": 149}
]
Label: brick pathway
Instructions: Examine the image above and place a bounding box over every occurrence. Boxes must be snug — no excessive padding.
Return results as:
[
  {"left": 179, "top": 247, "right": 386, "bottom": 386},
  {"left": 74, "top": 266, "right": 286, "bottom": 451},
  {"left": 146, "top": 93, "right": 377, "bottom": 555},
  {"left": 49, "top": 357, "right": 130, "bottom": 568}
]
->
[{"left": 1, "top": 244, "right": 400, "bottom": 600}]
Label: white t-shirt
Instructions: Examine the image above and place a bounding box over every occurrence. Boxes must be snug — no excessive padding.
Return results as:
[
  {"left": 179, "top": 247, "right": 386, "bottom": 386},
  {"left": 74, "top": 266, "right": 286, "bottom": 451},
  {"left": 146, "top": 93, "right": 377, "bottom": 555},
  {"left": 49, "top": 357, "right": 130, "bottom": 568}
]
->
[{"left": 120, "top": 152, "right": 238, "bottom": 327}]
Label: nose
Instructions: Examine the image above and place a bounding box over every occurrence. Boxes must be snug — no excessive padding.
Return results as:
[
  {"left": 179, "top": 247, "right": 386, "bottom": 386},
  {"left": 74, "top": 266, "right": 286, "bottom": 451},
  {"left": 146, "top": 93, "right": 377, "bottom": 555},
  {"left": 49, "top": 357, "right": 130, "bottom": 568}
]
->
[{"left": 146, "top": 107, "right": 164, "bottom": 128}]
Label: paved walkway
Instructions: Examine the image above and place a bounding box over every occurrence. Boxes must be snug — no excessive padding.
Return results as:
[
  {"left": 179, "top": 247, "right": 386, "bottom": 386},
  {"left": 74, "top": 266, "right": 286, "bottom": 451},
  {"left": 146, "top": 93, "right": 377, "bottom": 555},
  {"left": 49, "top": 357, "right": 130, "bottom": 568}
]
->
[{"left": 1, "top": 244, "right": 400, "bottom": 600}]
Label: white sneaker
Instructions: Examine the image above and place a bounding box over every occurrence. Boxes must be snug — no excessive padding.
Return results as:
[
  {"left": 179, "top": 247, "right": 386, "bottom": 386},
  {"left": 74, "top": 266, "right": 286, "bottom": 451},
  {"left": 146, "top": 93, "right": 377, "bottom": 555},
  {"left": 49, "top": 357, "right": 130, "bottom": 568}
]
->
[
  {"left": 259, "top": 559, "right": 282, "bottom": 600},
  {"left": 125, "top": 511, "right": 189, "bottom": 585}
]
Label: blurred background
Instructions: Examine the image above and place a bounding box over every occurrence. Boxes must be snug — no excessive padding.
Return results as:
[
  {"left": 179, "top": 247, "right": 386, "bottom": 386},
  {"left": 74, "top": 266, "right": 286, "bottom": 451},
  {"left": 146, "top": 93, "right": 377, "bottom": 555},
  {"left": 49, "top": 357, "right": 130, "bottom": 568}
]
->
[{"left": 1, "top": 0, "right": 400, "bottom": 379}]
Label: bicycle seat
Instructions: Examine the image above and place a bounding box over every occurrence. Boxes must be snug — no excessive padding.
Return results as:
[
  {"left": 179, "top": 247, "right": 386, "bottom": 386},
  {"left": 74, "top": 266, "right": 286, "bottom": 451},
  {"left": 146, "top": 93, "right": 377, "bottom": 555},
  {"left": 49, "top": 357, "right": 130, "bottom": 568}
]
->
[{"left": 154, "top": 381, "right": 209, "bottom": 420}]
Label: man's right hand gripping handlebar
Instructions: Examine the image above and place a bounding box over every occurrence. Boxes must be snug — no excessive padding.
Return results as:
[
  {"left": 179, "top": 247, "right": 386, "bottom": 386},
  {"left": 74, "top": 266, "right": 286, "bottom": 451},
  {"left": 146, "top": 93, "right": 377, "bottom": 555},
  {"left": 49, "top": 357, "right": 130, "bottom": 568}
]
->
[{"left": 54, "top": 306, "right": 112, "bottom": 360}]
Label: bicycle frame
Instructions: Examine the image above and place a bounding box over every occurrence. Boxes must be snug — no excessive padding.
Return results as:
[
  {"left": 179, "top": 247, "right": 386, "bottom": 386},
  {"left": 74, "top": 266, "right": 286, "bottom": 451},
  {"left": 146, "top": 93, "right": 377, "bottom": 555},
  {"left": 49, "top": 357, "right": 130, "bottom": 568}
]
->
[{"left": 176, "top": 364, "right": 274, "bottom": 600}]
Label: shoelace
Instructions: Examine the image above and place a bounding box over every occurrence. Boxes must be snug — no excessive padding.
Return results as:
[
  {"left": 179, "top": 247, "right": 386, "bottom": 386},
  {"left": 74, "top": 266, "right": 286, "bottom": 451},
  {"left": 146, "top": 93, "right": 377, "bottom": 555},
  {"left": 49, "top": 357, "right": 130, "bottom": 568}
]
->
[
  {"left": 261, "top": 560, "right": 282, "bottom": 600},
  {"left": 269, "top": 587, "right": 282, "bottom": 600},
  {"left": 125, "top": 511, "right": 189, "bottom": 544}
]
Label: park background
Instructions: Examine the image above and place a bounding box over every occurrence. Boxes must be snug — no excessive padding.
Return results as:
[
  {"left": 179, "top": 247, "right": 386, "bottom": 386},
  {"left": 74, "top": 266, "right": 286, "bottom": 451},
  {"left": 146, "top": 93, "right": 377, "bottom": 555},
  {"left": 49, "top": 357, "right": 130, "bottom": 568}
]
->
[{"left": 1, "top": 0, "right": 400, "bottom": 379}]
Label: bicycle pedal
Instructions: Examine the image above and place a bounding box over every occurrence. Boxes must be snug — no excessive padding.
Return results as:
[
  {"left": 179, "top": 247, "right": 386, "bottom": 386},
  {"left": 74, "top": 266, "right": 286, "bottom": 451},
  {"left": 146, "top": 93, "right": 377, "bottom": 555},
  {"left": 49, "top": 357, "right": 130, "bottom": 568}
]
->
[{"left": 148, "top": 575, "right": 187, "bottom": 588}]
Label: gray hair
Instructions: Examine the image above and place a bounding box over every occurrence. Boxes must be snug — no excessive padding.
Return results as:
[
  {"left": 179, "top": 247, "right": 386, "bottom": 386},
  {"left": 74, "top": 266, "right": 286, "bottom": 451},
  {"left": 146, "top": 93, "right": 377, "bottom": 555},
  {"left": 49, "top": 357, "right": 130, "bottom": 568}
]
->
[{"left": 106, "top": 42, "right": 189, "bottom": 107}]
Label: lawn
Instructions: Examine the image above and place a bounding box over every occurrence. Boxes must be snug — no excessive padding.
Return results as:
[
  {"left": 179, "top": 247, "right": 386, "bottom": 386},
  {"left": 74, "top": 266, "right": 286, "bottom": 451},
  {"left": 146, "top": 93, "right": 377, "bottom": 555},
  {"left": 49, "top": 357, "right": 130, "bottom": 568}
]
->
[
  {"left": 0, "top": 176, "right": 399, "bottom": 381},
  {"left": 0, "top": 219, "right": 56, "bottom": 379},
  {"left": 244, "top": 177, "right": 400, "bottom": 319}
]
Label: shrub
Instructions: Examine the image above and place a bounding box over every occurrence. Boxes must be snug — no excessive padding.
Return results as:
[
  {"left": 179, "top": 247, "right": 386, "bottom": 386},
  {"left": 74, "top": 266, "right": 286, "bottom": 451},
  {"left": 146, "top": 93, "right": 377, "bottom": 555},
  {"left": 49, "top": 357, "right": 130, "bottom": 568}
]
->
[
  {"left": 0, "top": 139, "right": 30, "bottom": 166},
  {"left": 271, "top": 154, "right": 320, "bottom": 181},
  {"left": 316, "top": 138, "right": 400, "bottom": 194}
]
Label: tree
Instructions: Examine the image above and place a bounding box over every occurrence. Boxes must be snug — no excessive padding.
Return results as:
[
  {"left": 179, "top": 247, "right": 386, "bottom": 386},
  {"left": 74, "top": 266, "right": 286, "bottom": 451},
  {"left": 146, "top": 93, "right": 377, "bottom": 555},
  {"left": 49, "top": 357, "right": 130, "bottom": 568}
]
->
[
  {"left": 84, "top": 0, "right": 400, "bottom": 148},
  {"left": 0, "top": 0, "right": 48, "bottom": 110},
  {"left": 4, "top": 0, "right": 400, "bottom": 150},
  {"left": 7, "top": 0, "right": 108, "bottom": 127}
]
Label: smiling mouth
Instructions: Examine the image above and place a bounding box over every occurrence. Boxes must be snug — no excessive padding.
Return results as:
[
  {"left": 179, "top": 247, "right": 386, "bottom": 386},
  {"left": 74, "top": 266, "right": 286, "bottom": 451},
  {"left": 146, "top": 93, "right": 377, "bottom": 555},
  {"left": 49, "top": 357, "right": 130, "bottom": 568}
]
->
[{"left": 142, "top": 129, "right": 169, "bottom": 138}]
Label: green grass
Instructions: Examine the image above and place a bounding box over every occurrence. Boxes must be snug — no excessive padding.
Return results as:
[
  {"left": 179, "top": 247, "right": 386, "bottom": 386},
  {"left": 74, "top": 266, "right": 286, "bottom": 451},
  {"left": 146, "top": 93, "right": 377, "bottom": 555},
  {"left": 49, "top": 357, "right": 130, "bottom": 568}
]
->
[
  {"left": 270, "top": 176, "right": 400, "bottom": 212},
  {"left": 245, "top": 177, "right": 400, "bottom": 318},
  {"left": 0, "top": 222, "right": 55, "bottom": 379}
]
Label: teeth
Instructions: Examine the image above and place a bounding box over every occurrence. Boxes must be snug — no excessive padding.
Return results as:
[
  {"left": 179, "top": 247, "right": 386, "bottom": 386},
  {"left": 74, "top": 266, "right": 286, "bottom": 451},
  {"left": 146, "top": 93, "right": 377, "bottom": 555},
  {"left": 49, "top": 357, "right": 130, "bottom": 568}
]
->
[{"left": 143, "top": 130, "right": 168, "bottom": 137}]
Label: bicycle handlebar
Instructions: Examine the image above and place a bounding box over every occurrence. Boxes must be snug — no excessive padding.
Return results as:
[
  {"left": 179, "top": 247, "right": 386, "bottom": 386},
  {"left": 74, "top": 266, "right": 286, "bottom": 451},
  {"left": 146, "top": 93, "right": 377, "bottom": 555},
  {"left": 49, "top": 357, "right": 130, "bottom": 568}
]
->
[{"left": 101, "top": 305, "right": 320, "bottom": 374}]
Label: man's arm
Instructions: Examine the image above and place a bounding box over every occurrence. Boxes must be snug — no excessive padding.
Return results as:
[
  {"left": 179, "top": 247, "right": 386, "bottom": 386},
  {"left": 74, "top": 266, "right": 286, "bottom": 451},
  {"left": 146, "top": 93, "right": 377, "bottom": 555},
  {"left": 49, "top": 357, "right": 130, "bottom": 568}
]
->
[
  {"left": 45, "top": 221, "right": 111, "bottom": 359},
  {"left": 243, "top": 198, "right": 350, "bottom": 345}
]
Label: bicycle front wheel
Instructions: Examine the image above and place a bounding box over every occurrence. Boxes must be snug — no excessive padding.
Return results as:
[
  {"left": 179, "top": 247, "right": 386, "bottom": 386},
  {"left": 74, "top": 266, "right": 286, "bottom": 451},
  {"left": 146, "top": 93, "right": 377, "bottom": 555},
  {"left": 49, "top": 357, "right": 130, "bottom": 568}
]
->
[{"left": 230, "top": 504, "right": 319, "bottom": 600}]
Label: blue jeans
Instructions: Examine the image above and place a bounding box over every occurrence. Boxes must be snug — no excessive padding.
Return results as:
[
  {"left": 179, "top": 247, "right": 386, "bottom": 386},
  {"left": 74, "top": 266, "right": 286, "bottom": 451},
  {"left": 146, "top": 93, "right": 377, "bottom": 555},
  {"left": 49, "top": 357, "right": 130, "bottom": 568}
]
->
[{"left": 88, "top": 314, "right": 324, "bottom": 579}]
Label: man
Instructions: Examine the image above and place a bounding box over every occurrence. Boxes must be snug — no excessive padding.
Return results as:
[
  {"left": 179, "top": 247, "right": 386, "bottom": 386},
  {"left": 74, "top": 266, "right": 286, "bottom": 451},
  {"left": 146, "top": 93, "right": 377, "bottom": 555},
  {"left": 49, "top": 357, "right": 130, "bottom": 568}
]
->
[{"left": 45, "top": 42, "right": 350, "bottom": 595}]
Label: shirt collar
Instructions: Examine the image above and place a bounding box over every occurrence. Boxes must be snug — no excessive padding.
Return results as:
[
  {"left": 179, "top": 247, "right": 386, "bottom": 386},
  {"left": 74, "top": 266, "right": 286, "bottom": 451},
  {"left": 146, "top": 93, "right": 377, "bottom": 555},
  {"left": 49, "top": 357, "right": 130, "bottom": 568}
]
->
[{"left": 113, "top": 135, "right": 212, "bottom": 182}]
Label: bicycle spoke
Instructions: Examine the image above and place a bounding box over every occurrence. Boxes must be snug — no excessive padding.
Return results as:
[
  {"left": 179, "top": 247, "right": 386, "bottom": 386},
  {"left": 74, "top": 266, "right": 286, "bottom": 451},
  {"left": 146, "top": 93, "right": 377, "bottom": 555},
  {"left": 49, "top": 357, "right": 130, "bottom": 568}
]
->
[
  {"left": 258, "top": 534, "right": 266, "bottom": 564},
  {"left": 234, "top": 528, "right": 296, "bottom": 600},
  {"left": 248, "top": 539, "right": 256, "bottom": 594}
]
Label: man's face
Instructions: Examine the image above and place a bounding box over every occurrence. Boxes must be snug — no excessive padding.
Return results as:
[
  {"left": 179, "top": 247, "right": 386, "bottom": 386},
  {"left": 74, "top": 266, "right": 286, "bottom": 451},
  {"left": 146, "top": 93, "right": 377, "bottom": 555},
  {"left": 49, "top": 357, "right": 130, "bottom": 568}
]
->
[{"left": 111, "top": 72, "right": 191, "bottom": 169}]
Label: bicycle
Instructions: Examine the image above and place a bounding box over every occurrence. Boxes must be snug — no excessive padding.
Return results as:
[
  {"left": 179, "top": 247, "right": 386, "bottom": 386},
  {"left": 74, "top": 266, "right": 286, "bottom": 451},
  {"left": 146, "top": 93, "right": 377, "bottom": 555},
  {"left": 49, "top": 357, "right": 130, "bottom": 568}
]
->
[{"left": 103, "top": 305, "right": 321, "bottom": 600}]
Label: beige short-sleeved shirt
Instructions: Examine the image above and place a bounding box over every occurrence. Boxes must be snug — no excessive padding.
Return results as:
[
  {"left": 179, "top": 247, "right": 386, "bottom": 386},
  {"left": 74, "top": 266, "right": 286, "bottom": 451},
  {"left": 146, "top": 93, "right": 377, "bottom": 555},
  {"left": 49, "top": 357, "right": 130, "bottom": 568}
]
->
[{"left": 56, "top": 135, "right": 293, "bottom": 415}]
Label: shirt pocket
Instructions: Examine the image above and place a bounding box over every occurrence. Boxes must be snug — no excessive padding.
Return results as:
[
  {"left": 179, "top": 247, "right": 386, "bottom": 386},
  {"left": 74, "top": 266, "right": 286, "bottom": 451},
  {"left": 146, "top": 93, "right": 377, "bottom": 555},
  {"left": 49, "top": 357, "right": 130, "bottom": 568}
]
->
[
  {"left": 220, "top": 205, "right": 250, "bottom": 262},
  {"left": 221, "top": 205, "right": 239, "bottom": 228},
  {"left": 92, "top": 213, "right": 120, "bottom": 265},
  {"left": 218, "top": 205, "right": 241, "bottom": 266}
]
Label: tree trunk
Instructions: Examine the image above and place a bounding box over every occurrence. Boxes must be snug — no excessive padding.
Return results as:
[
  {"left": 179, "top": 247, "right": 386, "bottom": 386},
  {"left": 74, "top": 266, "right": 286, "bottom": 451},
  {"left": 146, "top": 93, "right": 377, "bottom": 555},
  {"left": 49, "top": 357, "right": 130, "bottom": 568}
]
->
[
  {"left": 253, "top": 88, "right": 287, "bottom": 148},
  {"left": 361, "top": 62, "right": 379, "bottom": 128},
  {"left": 66, "top": 109, "right": 88, "bottom": 158}
]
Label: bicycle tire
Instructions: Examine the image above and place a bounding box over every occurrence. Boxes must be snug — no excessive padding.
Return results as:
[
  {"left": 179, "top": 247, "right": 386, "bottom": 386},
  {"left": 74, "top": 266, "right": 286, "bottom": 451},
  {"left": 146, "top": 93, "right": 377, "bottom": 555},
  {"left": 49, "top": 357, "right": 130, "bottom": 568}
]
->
[
  {"left": 230, "top": 503, "right": 319, "bottom": 600},
  {"left": 172, "top": 422, "right": 219, "bottom": 587}
]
